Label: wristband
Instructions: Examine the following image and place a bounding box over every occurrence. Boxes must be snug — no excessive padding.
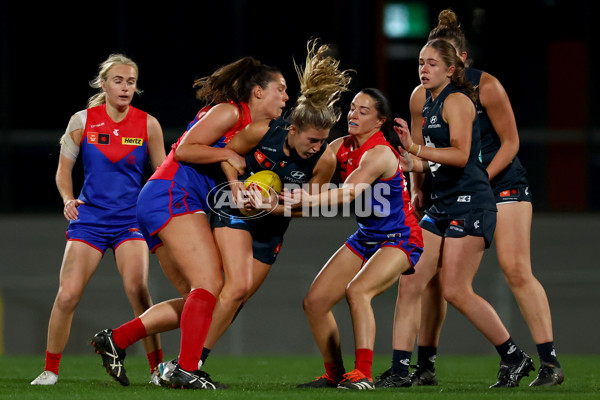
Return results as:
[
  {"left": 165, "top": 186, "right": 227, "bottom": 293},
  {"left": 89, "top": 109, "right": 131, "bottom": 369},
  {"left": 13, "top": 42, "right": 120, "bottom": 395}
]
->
[{"left": 409, "top": 143, "right": 421, "bottom": 156}]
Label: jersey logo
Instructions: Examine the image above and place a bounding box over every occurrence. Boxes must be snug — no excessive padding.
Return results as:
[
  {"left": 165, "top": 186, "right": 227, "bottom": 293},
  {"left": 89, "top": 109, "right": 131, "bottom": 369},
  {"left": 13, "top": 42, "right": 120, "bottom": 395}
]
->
[
  {"left": 87, "top": 130, "right": 144, "bottom": 163},
  {"left": 113, "top": 129, "right": 120, "bottom": 136},
  {"left": 290, "top": 171, "right": 306, "bottom": 180},
  {"left": 122, "top": 137, "right": 144, "bottom": 146},
  {"left": 430, "top": 115, "right": 437, "bottom": 124},
  {"left": 88, "top": 133, "right": 110, "bottom": 145},
  {"left": 500, "top": 189, "right": 518, "bottom": 197},
  {"left": 254, "top": 149, "right": 274, "bottom": 169}
]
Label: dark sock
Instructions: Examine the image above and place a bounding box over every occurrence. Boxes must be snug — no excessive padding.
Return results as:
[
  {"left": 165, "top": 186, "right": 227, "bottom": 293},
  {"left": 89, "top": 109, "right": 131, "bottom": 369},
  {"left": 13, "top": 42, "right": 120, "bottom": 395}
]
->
[
  {"left": 200, "top": 347, "right": 211, "bottom": 368},
  {"left": 536, "top": 342, "right": 560, "bottom": 367},
  {"left": 417, "top": 346, "right": 437, "bottom": 371},
  {"left": 391, "top": 350, "right": 412, "bottom": 377},
  {"left": 496, "top": 337, "right": 524, "bottom": 363}
]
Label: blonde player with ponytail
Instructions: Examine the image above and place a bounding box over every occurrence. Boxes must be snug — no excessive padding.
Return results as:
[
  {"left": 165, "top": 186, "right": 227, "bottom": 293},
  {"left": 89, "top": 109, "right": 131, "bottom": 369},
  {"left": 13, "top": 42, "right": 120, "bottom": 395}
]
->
[{"left": 191, "top": 40, "right": 352, "bottom": 383}]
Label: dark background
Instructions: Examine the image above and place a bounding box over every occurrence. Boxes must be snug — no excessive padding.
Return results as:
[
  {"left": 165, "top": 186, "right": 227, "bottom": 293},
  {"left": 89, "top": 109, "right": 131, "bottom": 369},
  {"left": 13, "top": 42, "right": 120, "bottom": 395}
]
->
[
  {"left": 1, "top": 0, "right": 599, "bottom": 357},
  {"left": 0, "top": 0, "right": 598, "bottom": 213}
]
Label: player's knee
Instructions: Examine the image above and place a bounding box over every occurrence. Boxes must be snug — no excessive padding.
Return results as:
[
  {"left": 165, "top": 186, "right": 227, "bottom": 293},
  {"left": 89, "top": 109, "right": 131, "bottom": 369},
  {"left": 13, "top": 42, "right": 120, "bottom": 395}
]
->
[
  {"left": 345, "top": 281, "right": 369, "bottom": 307},
  {"left": 441, "top": 283, "right": 467, "bottom": 307},
  {"left": 123, "top": 280, "right": 149, "bottom": 302},
  {"left": 302, "top": 293, "right": 322, "bottom": 316},
  {"left": 221, "top": 283, "right": 251, "bottom": 306},
  {"left": 55, "top": 287, "right": 83, "bottom": 312},
  {"left": 502, "top": 264, "right": 533, "bottom": 289}
]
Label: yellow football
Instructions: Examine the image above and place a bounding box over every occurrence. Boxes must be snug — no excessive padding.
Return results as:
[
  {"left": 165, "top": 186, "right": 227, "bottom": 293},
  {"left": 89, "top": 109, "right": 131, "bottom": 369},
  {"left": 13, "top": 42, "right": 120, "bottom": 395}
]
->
[{"left": 240, "top": 170, "right": 283, "bottom": 216}]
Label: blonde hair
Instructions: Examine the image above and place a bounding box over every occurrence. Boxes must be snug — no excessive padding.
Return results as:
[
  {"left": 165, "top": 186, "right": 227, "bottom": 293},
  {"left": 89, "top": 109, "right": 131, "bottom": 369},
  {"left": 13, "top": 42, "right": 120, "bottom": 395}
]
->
[
  {"left": 289, "top": 40, "right": 353, "bottom": 131},
  {"left": 87, "top": 53, "right": 141, "bottom": 108}
]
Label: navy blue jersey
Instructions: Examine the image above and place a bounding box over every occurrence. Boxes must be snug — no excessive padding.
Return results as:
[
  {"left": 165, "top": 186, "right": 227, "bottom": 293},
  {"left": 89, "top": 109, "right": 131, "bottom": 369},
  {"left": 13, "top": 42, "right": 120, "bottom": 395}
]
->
[
  {"left": 235, "top": 117, "right": 327, "bottom": 236},
  {"left": 465, "top": 68, "right": 529, "bottom": 194},
  {"left": 242, "top": 117, "right": 325, "bottom": 185},
  {"left": 422, "top": 83, "right": 496, "bottom": 213}
]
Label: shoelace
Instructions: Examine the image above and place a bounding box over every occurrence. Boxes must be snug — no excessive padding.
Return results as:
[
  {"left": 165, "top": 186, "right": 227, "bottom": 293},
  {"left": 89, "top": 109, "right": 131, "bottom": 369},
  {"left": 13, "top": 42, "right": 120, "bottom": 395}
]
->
[{"left": 342, "top": 370, "right": 365, "bottom": 383}]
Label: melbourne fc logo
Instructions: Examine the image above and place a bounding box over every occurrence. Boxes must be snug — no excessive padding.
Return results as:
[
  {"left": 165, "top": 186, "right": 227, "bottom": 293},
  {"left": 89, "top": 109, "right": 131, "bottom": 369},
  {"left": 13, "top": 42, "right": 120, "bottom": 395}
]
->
[{"left": 208, "top": 181, "right": 280, "bottom": 220}]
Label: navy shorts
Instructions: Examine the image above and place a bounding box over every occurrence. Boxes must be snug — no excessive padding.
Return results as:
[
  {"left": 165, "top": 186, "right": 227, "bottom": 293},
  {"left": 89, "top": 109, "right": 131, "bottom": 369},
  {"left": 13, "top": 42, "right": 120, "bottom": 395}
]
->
[
  {"left": 345, "top": 230, "right": 423, "bottom": 275},
  {"left": 66, "top": 223, "right": 145, "bottom": 254},
  {"left": 210, "top": 212, "right": 283, "bottom": 265},
  {"left": 494, "top": 186, "right": 532, "bottom": 204},
  {"left": 420, "top": 205, "right": 497, "bottom": 249}
]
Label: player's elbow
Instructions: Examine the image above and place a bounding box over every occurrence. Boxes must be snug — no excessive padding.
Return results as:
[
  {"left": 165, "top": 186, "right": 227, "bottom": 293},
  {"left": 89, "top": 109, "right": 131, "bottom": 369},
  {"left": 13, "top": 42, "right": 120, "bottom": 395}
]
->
[{"left": 173, "top": 146, "right": 187, "bottom": 162}]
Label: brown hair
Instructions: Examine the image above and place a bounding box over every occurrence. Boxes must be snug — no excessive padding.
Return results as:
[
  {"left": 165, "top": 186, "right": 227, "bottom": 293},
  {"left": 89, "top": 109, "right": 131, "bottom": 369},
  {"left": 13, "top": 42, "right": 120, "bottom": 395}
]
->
[
  {"left": 423, "top": 39, "right": 476, "bottom": 102},
  {"left": 428, "top": 9, "right": 469, "bottom": 65},
  {"left": 193, "top": 57, "right": 282, "bottom": 105}
]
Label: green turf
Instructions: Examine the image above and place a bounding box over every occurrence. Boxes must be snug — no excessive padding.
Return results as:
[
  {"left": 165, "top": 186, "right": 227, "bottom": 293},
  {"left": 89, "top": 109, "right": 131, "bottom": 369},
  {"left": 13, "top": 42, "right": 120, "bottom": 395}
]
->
[{"left": 1, "top": 354, "right": 598, "bottom": 399}]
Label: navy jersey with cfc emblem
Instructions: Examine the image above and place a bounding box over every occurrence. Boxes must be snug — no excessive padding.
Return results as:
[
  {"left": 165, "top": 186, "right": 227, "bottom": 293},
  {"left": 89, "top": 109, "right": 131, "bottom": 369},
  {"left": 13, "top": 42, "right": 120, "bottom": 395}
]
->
[
  {"left": 465, "top": 68, "right": 529, "bottom": 194},
  {"left": 242, "top": 117, "right": 325, "bottom": 183},
  {"left": 422, "top": 83, "right": 496, "bottom": 212},
  {"left": 73, "top": 104, "right": 149, "bottom": 228},
  {"left": 232, "top": 117, "right": 326, "bottom": 236}
]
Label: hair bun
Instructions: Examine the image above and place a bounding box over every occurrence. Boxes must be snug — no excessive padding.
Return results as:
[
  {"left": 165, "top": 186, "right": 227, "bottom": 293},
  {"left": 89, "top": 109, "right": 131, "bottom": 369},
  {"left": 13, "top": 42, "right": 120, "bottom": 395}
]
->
[{"left": 438, "top": 9, "right": 459, "bottom": 28}]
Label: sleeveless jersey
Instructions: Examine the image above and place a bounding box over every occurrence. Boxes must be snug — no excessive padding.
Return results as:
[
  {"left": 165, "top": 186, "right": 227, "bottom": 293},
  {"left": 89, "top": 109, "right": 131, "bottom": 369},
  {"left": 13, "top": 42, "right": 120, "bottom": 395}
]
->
[
  {"left": 336, "top": 131, "right": 421, "bottom": 240},
  {"left": 151, "top": 101, "right": 251, "bottom": 183},
  {"left": 241, "top": 117, "right": 327, "bottom": 235},
  {"left": 422, "top": 84, "right": 495, "bottom": 212},
  {"left": 74, "top": 104, "right": 148, "bottom": 227},
  {"left": 465, "top": 68, "right": 528, "bottom": 193}
]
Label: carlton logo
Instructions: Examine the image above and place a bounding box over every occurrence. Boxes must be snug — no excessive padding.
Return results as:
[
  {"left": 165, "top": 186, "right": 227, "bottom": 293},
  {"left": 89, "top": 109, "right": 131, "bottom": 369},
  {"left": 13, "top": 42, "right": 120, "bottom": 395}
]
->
[{"left": 122, "top": 137, "right": 144, "bottom": 146}]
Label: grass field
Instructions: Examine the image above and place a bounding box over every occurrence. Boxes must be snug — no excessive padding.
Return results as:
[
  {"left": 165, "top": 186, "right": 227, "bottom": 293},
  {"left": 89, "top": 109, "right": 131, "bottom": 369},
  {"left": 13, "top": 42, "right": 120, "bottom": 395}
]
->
[{"left": 1, "top": 354, "right": 598, "bottom": 399}]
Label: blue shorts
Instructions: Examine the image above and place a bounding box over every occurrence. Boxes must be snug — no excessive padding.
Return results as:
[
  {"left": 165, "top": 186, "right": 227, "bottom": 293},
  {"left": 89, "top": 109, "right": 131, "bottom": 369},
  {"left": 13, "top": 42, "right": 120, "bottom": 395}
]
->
[
  {"left": 420, "top": 205, "right": 497, "bottom": 248},
  {"left": 345, "top": 230, "right": 423, "bottom": 275},
  {"left": 210, "top": 212, "right": 283, "bottom": 266},
  {"left": 137, "top": 178, "right": 207, "bottom": 253},
  {"left": 66, "top": 223, "right": 145, "bottom": 254},
  {"left": 495, "top": 186, "right": 532, "bottom": 204}
]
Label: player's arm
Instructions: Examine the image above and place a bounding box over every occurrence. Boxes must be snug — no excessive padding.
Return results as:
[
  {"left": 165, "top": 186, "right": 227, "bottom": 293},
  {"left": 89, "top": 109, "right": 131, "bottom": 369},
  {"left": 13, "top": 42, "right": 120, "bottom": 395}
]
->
[
  {"left": 408, "top": 85, "right": 428, "bottom": 215},
  {"left": 275, "top": 144, "right": 337, "bottom": 217},
  {"left": 56, "top": 121, "right": 84, "bottom": 221},
  {"left": 146, "top": 114, "right": 166, "bottom": 170},
  {"left": 478, "top": 72, "right": 520, "bottom": 180},
  {"left": 174, "top": 103, "right": 243, "bottom": 165},
  {"left": 398, "top": 93, "right": 475, "bottom": 168},
  {"left": 301, "top": 145, "right": 392, "bottom": 208},
  {"left": 220, "top": 119, "right": 272, "bottom": 204}
]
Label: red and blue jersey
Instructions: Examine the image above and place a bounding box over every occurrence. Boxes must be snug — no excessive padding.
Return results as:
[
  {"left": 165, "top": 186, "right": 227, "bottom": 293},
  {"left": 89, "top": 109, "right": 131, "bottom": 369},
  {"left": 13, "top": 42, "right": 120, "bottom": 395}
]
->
[
  {"left": 136, "top": 102, "right": 252, "bottom": 250},
  {"left": 73, "top": 104, "right": 148, "bottom": 228},
  {"left": 336, "top": 131, "right": 422, "bottom": 246}
]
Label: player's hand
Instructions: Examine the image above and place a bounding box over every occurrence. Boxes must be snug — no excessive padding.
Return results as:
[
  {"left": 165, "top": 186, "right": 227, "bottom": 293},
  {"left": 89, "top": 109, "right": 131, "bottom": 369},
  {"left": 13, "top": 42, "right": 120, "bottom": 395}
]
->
[
  {"left": 246, "top": 184, "right": 277, "bottom": 213},
  {"left": 280, "top": 187, "right": 309, "bottom": 215},
  {"left": 226, "top": 151, "right": 246, "bottom": 175},
  {"left": 64, "top": 199, "right": 84, "bottom": 221},
  {"left": 399, "top": 149, "right": 414, "bottom": 172},
  {"left": 393, "top": 117, "right": 413, "bottom": 151},
  {"left": 411, "top": 189, "right": 425, "bottom": 221}
]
